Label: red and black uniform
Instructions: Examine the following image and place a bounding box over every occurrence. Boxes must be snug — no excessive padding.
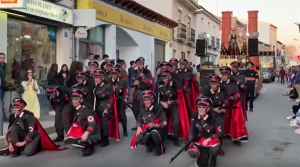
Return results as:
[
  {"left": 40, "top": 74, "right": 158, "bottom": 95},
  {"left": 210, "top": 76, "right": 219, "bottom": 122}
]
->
[
  {"left": 156, "top": 69, "right": 190, "bottom": 147},
  {"left": 85, "top": 60, "right": 99, "bottom": 86},
  {"left": 219, "top": 66, "right": 248, "bottom": 144},
  {"left": 130, "top": 90, "right": 167, "bottom": 156},
  {"left": 168, "top": 58, "right": 181, "bottom": 81},
  {"left": 110, "top": 67, "right": 129, "bottom": 137},
  {"left": 230, "top": 61, "right": 247, "bottom": 121},
  {"left": 64, "top": 89, "right": 100, "bottom": 157},
  {"left": 177, "top": 58, "right": 200, "bottom": 115},
  {"left": 71, "top": 71, "right": 93, "bottom": 108},
  {"left": 103, "top": 59, "right": 115, "bottom": 83},
  {"left": 4, "top": 98, "right": 66, "bottom": 157},
  {"left": 93, "top": 69, "right": 119, "bottom": 146},
  {"left": 130, "top": 57, "right": 154, "bottom": 125},
  {"left": 187, "top": 96, "right": 222, "bottom": 167},
  {"left": 46, "top": 86, "right": 73, "bottom": 142}
]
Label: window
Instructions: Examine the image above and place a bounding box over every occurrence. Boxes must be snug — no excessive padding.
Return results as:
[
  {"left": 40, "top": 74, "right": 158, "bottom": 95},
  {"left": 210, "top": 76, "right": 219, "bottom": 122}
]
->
[
  {"left": 181, "top": 51, "right": 186, "bottom": 59},
  {"left": 7, "top": 18, "right": 57, "bottom": 83},
  {"left": 191, "top": 28, "right": 195, "bottom": 43},
  {"left": 89, "top": 26, "right": 104, "bottom": 43},
  {"left": 211, "top": 36, "right": 215, "bottom": 48},
  {"left": 178, "top": 9, "right": 182, "bottom": 22},
  {"left": 216, "top": 38, "right": 220, "bottom": 49},
  {"left": 178, "top": 23, "right": 187, "bottom": 39}
]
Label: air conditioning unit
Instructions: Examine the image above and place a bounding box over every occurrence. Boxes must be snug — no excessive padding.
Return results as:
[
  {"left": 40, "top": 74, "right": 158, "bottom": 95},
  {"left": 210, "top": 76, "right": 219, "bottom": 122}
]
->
[{"left": 207, "top": 37, "right": 212, "bottom": 46}]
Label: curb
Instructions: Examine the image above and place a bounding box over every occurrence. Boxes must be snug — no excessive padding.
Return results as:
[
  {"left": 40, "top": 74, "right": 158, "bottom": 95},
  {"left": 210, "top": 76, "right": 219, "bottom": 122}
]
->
[{"left": 0, "top": 126, "right": 55, "bottom": 149}]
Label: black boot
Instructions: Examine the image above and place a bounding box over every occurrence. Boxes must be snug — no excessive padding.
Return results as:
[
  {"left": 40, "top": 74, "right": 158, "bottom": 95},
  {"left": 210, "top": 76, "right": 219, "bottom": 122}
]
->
[
  {"left": 173, "top": 137, "right": 180, "bottom": 147},
  {"left": 123, "top": 126, "right": 128, "bottom": 137},
  {"left": 233, "top": 140, "right": 241, "bottom": 146},
  {"left": 210, "top": 157, "right": 217, "bottom": 167},
  {"left": 82, "top": 146, "right": 94, "bottom": 157},
  {"left": 131, "top": 127, "right": 137, "bottom": 131},
  {"left": 100, "top": 136, "right": 109, "bottom": 147},
  {"left": 219, "top": 148, "right": 225, "bottom": 156},
  {"left": 52, "top": 136, "right": 64, "bottom": 142},
  {"left": 153, "top": 147, "right": 165, "bottom": 156},
  {"left": 146, "top": 146, "right": 153, "bottom": 153},
  {"left": 10, "top": 148, "right": 21, "bottom": 158}
]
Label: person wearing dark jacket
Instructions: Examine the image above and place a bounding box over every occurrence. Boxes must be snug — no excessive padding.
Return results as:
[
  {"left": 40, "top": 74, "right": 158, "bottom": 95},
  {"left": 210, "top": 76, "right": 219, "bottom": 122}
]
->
[
  {"left": 67, "top": 61, "right": 83, "bottom": 87},
  {"left": 47, "top": 63, "right": 59, "bottom": 86},
  {"left": 57, "top": 64, "right": 70, "bottom": 86}
]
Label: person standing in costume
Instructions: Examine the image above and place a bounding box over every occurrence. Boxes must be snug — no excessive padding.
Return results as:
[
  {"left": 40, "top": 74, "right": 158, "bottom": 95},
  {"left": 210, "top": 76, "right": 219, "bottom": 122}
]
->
[
  {"left": 187, "top": 96, "right": 223, "bottom": 167},
  {"left": 244, "top": 62, "right": 258, "bottom": 112},
  {"left": 130, "top": 90, "right": 167, "bottom": 156},
  {"left": 93, "top": 69, "right": 119, "bottom": 146},
  {"left": 130, "top": 57, "right": 154, "bottom": 130},
  {"left": 102, "top": 59, "right": 114, "bottom": 83},
  {"left": 64, "top": 89, "right": 100, "bottom": 157},
  {"left": 202, "top": 74, "right": 227, "bottom": 156},
  {"left": 5, "top": 97, "right": 66, "bottom": 157},
  {"left": 177, "top": 58, "right": 200, "bottom": 115},
  {"left": 46, "top": 86, "right": 73, "bottom": 142},
  {"left": 156, "top": 69, "right": 190, "bottom": 147},
  {"left": 230, "top": 61, "right": 247, "bottom": 121},
  {"left": 110, "top": 67, "right": 129, "bottom": 137},
  {"left": 71, "top": 71, "right": 93, "bottom": 108},
  {"left": 219, "top": 66, "right": 248, "bottom": 146}
]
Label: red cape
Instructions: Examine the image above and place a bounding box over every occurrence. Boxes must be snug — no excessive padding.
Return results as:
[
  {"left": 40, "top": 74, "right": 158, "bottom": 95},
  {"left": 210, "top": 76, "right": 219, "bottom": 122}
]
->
[
  {"left": 184, "top": 77, "right": 200, "bottom": 114},
  {"left": 223, "top": 93, "right": 248, "bottom": 140},
  {"left": 146, "top": 70, "right": 155, "bottom": 92},
  {"left": 2, "top": 118, "right": 67, "bottom": 156},
  {"left": 240, "top": 90, "right": 248, "bottom": 121},
  {"left": 108, "top": 88, "right": 120, "bottom": 141},
  {"left": 167, "top": 88, "right": 190, "bottom": 139}
]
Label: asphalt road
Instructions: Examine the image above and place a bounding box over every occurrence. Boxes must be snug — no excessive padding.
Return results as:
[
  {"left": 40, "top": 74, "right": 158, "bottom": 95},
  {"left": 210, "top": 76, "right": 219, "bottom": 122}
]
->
[{"left": 1, "top": 82, "right": 299, "bottom": 167}]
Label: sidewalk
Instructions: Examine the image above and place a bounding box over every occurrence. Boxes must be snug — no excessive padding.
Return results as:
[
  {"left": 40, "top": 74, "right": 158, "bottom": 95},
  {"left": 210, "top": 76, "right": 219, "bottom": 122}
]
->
[{"left": 0, "top": 115, "right": 55, "bottom": 149}]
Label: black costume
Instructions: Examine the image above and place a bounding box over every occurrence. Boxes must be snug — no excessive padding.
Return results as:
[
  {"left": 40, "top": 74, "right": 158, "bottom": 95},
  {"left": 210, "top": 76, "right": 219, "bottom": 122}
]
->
[
  {"left": 93, "top": 69, "right": 114, "bottom": 147},
  {"left": 103, "top": 59, "right": 115, "bottom": 83},
  {"left": 46, "top": 86, "right": 73, "bottom": 142},
  {"left": 71, "top": 71, "right": 93, "bottom": 108},
  {"left": 187, "top": 96, "right": 222, "bottom": 167},
  {"left": 110, "top": 67, "right": 129, "bottom": 136},
  {"left": 244, "top": 62, "right": 258, "bottom": 112}
]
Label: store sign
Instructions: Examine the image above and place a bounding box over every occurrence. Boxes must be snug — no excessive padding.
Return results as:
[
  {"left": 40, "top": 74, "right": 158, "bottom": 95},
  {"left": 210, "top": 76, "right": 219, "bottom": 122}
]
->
[
  {"left": 75, "top": 27, "right": 87, "bottom": 39},
  {"left": 0, "top": 0, "right": 26, "bottom": 9},
  {"left": 77, "top": 0, "right": 171, "bottom": 41},
  {"left": 13, "top": 0, "right": 73, "bottom": 25}
]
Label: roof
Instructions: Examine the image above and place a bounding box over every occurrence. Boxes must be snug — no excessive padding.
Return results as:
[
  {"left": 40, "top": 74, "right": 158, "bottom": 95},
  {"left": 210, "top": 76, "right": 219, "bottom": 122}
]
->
[
  {"left": 258, "top": 40, "right": 270, "bottom": 46},
  {"left": 103, "top": 0, "right": 178, "bottom": 28},
  {"left": 198, "top": 5, "right": 221, "bottom": 24},
  {"left": 277, "top": 41, "right": 283, "bottom": 45}
]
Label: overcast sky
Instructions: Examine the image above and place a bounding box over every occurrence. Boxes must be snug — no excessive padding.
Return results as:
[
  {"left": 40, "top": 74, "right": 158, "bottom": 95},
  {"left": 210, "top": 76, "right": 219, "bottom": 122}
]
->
[{"left": 199, "top": 0, "right": 300, "bottom": 46}]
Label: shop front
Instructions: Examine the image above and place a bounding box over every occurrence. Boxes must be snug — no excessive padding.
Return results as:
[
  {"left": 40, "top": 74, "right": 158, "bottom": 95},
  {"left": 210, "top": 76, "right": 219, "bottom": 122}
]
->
[{"left": 77, "top": 0, "right": 177, "bottom": 72}]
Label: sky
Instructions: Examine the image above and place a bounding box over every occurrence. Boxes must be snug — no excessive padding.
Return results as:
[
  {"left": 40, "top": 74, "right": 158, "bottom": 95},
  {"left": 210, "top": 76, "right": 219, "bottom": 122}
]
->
[{"left": 199, "top": 0, "right": 300, "bottom": 46}]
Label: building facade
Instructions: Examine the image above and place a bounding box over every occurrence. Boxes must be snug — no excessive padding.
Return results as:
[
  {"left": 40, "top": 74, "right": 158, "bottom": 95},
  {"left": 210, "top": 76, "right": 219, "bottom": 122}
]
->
[
  {"left": 0, "top": 0, "right": 73, "bottom": 84},
  {"left": 195, "top": 7, "right": 221, "bottom": 65},
  {"left": 276, "top": 41, "right": 285, "bottom": 67},
  {"left": 77, "top": 0, "right": 177, "bottom": 72},
  {"left": 134, "top": 0, "right": 200, "bottom": 63}
]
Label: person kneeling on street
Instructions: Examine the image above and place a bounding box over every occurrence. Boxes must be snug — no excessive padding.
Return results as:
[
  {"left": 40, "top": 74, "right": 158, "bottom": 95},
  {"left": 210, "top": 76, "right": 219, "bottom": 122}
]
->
[
  {"left": 131, "top": 90, "right": 167, "bottom": 156},
  {"left": 187, "top": 96, "right": 223, "bottom": 167}
]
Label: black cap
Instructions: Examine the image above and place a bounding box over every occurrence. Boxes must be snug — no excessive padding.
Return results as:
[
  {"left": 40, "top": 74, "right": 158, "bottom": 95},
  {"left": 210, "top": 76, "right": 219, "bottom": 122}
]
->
[
  {"left": 179, "top": 58, "right": 188, "bottom": 65},
  {"left": 135, "top": 57, "right": 145, "bottom": 64},
  {"left": 104, "top": 59, "right": 115, "bottom": 66},
  {"left": 220, "top": 66, "right": 231, "bottom": 74},
  {"left": 45, "top": 86, "right": 59, "bottom": 96},
  {"left": 88, "top": 61, "right": 99, "bottom": 68},
  {"left": 196, "top": 96, "right": 212, "bottom": 107},
  {"left": 169, "top": 58, "right": 179, "bottom": 65},
  {"left": 208, "top": 74, "right": 221, "bottom": 83},
  {"left": 70, "top": 89, "right": 86, "bottom": 99},
  {"left": 76, "top": 70, "right": 86, "bottom": 79},
  {"left": 160, "top": 69, "right": 172, "bottom": 78},
  {"left": 142, "top": 90, "right": 156, "bottom": 99},
  {"left": 110, "top": 67, "right": 120, "bottom": 74},
  {"left": 246, "top": 61, "right": 254, "bottom": 66},
  {"left": 159, "top": 61, "right": 172, "bottom": 69},
  {"left": 230, "top": 61, "right": 240, "bottom": 68},
  {"left": 12, "top": 97, "right": 27, "bottom": 108},
  {"left": 93, "top": 69, "right": 106, "bottom": 78}
]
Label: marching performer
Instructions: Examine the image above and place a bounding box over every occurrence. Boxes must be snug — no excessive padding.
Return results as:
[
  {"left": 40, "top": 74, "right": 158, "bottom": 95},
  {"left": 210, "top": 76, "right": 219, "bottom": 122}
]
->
[
  {"left": 157, "top": 69, "right": 190, "bottom": 147},
  {"left": 219, "top": 66, "right": 248, "bottom": 145},
  {"left": 230, "top": 61, "right": 247, "bottom": 121},
  {"left": 71, "top": 71, "right": 93, "bottom": 108},
  {"left": 4, "top": 97, "right": 66, "bottom": 157},
  {"left": 168, "top": 58, "right": 181, "bottom": 81},
  {"left": 110, "top": 67, "right": 129, "bottom": 137},
  {"left": 103, "top": 59, "right": 114, "bottom": 83},
  {"left": 85, "top": 60, "right": 99, "bottom": 84},
  {"left": 187, "top": 96, "right": 223, "bottom": 167},
  {"left": 93, "top": 69, "right": 119, "bottom": 146},
  {"left": 130, "top": 57, "right": 154, "bottom": 130},
  {"left": 202, "top": 74, "right": 228, "bottom": 156},
  {"left": 46, "top": 86, "right": 73, "bottom": 142},
  {"left": 130, "top": 90, "right": 167, "bottom": 156},
  {"left": 64, "top": 89, "right": 100, "bottom": 157},
  {"left": 178, "top": 58, "right": 200, "bottom": 114}
]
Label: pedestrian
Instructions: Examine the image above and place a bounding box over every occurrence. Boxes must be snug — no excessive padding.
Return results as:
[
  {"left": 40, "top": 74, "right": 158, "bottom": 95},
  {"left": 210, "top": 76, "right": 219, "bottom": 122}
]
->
[
  {"left": 0, "top": 53, "right": 7, "bottom": 122},
  {"left": 47, "top": 63, "right": 59, "bottom": 86},
  {"left": 83, "top": 53, "right": 94, "bottom": 72},
  {"left": 279, "top": 67, "right": 286, "bottom": 84},
  {"left": 293, "top": 65, "right": 300, "bottom": 103},
  {"left": 57, "top": 64, "right": 69, "bottom": 86}
]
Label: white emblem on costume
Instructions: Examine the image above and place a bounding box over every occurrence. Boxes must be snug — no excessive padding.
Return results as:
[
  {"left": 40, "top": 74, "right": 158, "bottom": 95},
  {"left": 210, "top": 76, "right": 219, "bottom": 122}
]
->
[
  {"left": 88, "top": 116, "right": 94, "bottom": 122},
  {"left": 29, "top": 127, "right": 34, "bottom": 132}
]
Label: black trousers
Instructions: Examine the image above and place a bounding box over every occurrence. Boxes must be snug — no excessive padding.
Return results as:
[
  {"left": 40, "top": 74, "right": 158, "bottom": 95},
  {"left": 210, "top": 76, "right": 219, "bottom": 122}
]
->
[
  {"left": 163, "top": 104, "right": 180, "bottom": 138},
  {"left": 96, "top": 109, "right": 110, "bottom": 136},
  {"left": 280, "top": 76, "right": 285, "bottom": 84},
  {"left": 245, "top": 83, "right": 255, "bottom": 109},
  {"left": 292, "top": 105, "right": 299, "bottom": 115},
  {"left": 132, "top": 99, "right": 143, "bottom": 121},
  {"left": 55, "top": 103, "right": 73, "bottom": 137},
  {"left": 195, "top": 145, "right": 219, "bottom": 167},
  {"left": 116, "top": 99, "right": 127, "bottom": 127},
  {"left": 137, "top": 128, "right": 167, "bottom": 152},
  {"left": 10, "top": 125, "right": 40, "bottom": 156}
]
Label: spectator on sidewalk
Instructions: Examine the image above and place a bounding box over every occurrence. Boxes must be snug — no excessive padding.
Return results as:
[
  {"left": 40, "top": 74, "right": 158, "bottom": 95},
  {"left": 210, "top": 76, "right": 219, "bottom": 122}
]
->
[
  {"left": 67, "top": 61, "right": 83, "bottom": 87},
  {"left": 293, "top": 65, "right": 300, "bottom": 103},
  {"left": 0, "top": 53, "right": 7, "bottom": 122},
  {"left": 83, "top": 53, "right": 94, "bottom": 72},
  {"left": 279, "top": 67, "right": 286, "bottom": 84},
  {"left": 57, "top": 64, "right": 70, "bottom": 86},
  {"left": 47, "top": 63, "right": 59, "bottom": 86}
]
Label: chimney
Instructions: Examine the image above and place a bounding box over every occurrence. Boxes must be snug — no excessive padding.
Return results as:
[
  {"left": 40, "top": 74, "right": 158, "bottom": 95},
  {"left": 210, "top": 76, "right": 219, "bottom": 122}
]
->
[
  {"left": 221, "top": 11, "right": 232, "bottom": 49},
  {"left": 247, "top": 10, "right": 259, "bottom": 38}
]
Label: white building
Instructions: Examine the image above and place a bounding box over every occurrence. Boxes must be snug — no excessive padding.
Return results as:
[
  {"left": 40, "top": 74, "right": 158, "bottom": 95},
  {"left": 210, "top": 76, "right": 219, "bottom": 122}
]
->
[{"left": 195, "top": 7, "right": 221, "bottom": 65}]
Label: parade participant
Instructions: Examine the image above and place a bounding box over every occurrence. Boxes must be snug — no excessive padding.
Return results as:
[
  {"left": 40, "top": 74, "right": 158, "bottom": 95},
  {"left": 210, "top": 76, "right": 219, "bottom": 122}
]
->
[
  {"left": 202, "top": 74, "right": 227, "bottom": 156},
  {"left": 230, "top": 61, "right": 247, "bottom": 121},
  {"left": 169, "top": 58, "right": 181, "bottom": 81},
  {"left": 3, "top": 97, "right": 67, "bottom": 157},
  {"left": 64, "top": 89, "right": 100, "bottom": 157},
  {"left": 178, "top": 58, "right": 200, "bottom": 114},
  {"left": 71, "top": 71, "right": 93, "bottom": 108},
  {"left": 46, "top": 86, "right": 73, "bottom": 142},
  {"left": 85, "top": 60, "right": 98, "bottom": 85},
  {"left": 219, "top": 66, "right": 248, "bottom": 145},
  {"left": 130, "top": 90, "right": 167, "bottom": 156},
  {"left": 130, "top": 57, "right": 154, "bottom": 130},
  {"left": 187, "top": 96, "right": 222, "bottom": 167},
  {"left": 157, "top": 69, "right": 190, "bottom": 147},
  {"left": 155, "top": 61, "right": 172, "bottom": 98},
  {"left": 93, "top": 69, "right": 119, "bottom": 146},
  {"left": 110, "top": 67, "right": 129, "bottom": 137},
  {"left": 102, "top": 59, "right": 115, "bottom": 83},
  {"left": 244, "top": 62, "right": 258, "bottom": 112}
]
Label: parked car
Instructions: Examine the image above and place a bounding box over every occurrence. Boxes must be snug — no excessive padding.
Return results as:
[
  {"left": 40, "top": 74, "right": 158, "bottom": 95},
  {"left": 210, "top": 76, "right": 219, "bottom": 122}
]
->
[{"left": 262, "top": 67, "right": 272, "bottom": 83}]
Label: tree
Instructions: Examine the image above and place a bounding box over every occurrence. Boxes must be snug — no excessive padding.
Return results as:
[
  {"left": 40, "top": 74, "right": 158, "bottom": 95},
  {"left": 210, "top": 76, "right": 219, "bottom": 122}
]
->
[{"left": 285, "top": 45, "right": 298, "bottom": 58}]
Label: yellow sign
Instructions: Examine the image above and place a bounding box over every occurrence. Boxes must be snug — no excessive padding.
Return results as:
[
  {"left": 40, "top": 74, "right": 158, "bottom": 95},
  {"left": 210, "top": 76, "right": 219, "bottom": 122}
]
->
[{"left": 77, "top": 0, "right": 171, "bottom": 41}]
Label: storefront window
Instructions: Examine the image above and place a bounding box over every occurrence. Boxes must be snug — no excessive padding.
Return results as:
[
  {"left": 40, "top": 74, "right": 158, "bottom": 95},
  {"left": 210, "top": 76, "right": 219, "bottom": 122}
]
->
[
  {"left": 89, "top": 26, "right": 104, "bottom": 43},
  {"left": 7, "top": 18, "right": 56, "bottom": 83},
  {"left": 79, "top": 42, "right": 88, "bottom": 62},
  {"left": 89, "top": 44, "right": 103, "bottom": 56}
]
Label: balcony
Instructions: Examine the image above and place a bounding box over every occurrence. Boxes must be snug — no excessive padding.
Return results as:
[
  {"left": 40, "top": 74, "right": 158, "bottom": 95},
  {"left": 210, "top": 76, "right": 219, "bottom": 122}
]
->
[
  {"left": 187, "top": 28, "right": 195, "bottom": 45},
  {"left": 216, "top": 39, "right": 220, "bottom": 49},
  {"left": 211, "top": 36, "right": 215, "bottom": 49},
  {"left": 177, "top": 23, "right": 187, "bottom": 41}
]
